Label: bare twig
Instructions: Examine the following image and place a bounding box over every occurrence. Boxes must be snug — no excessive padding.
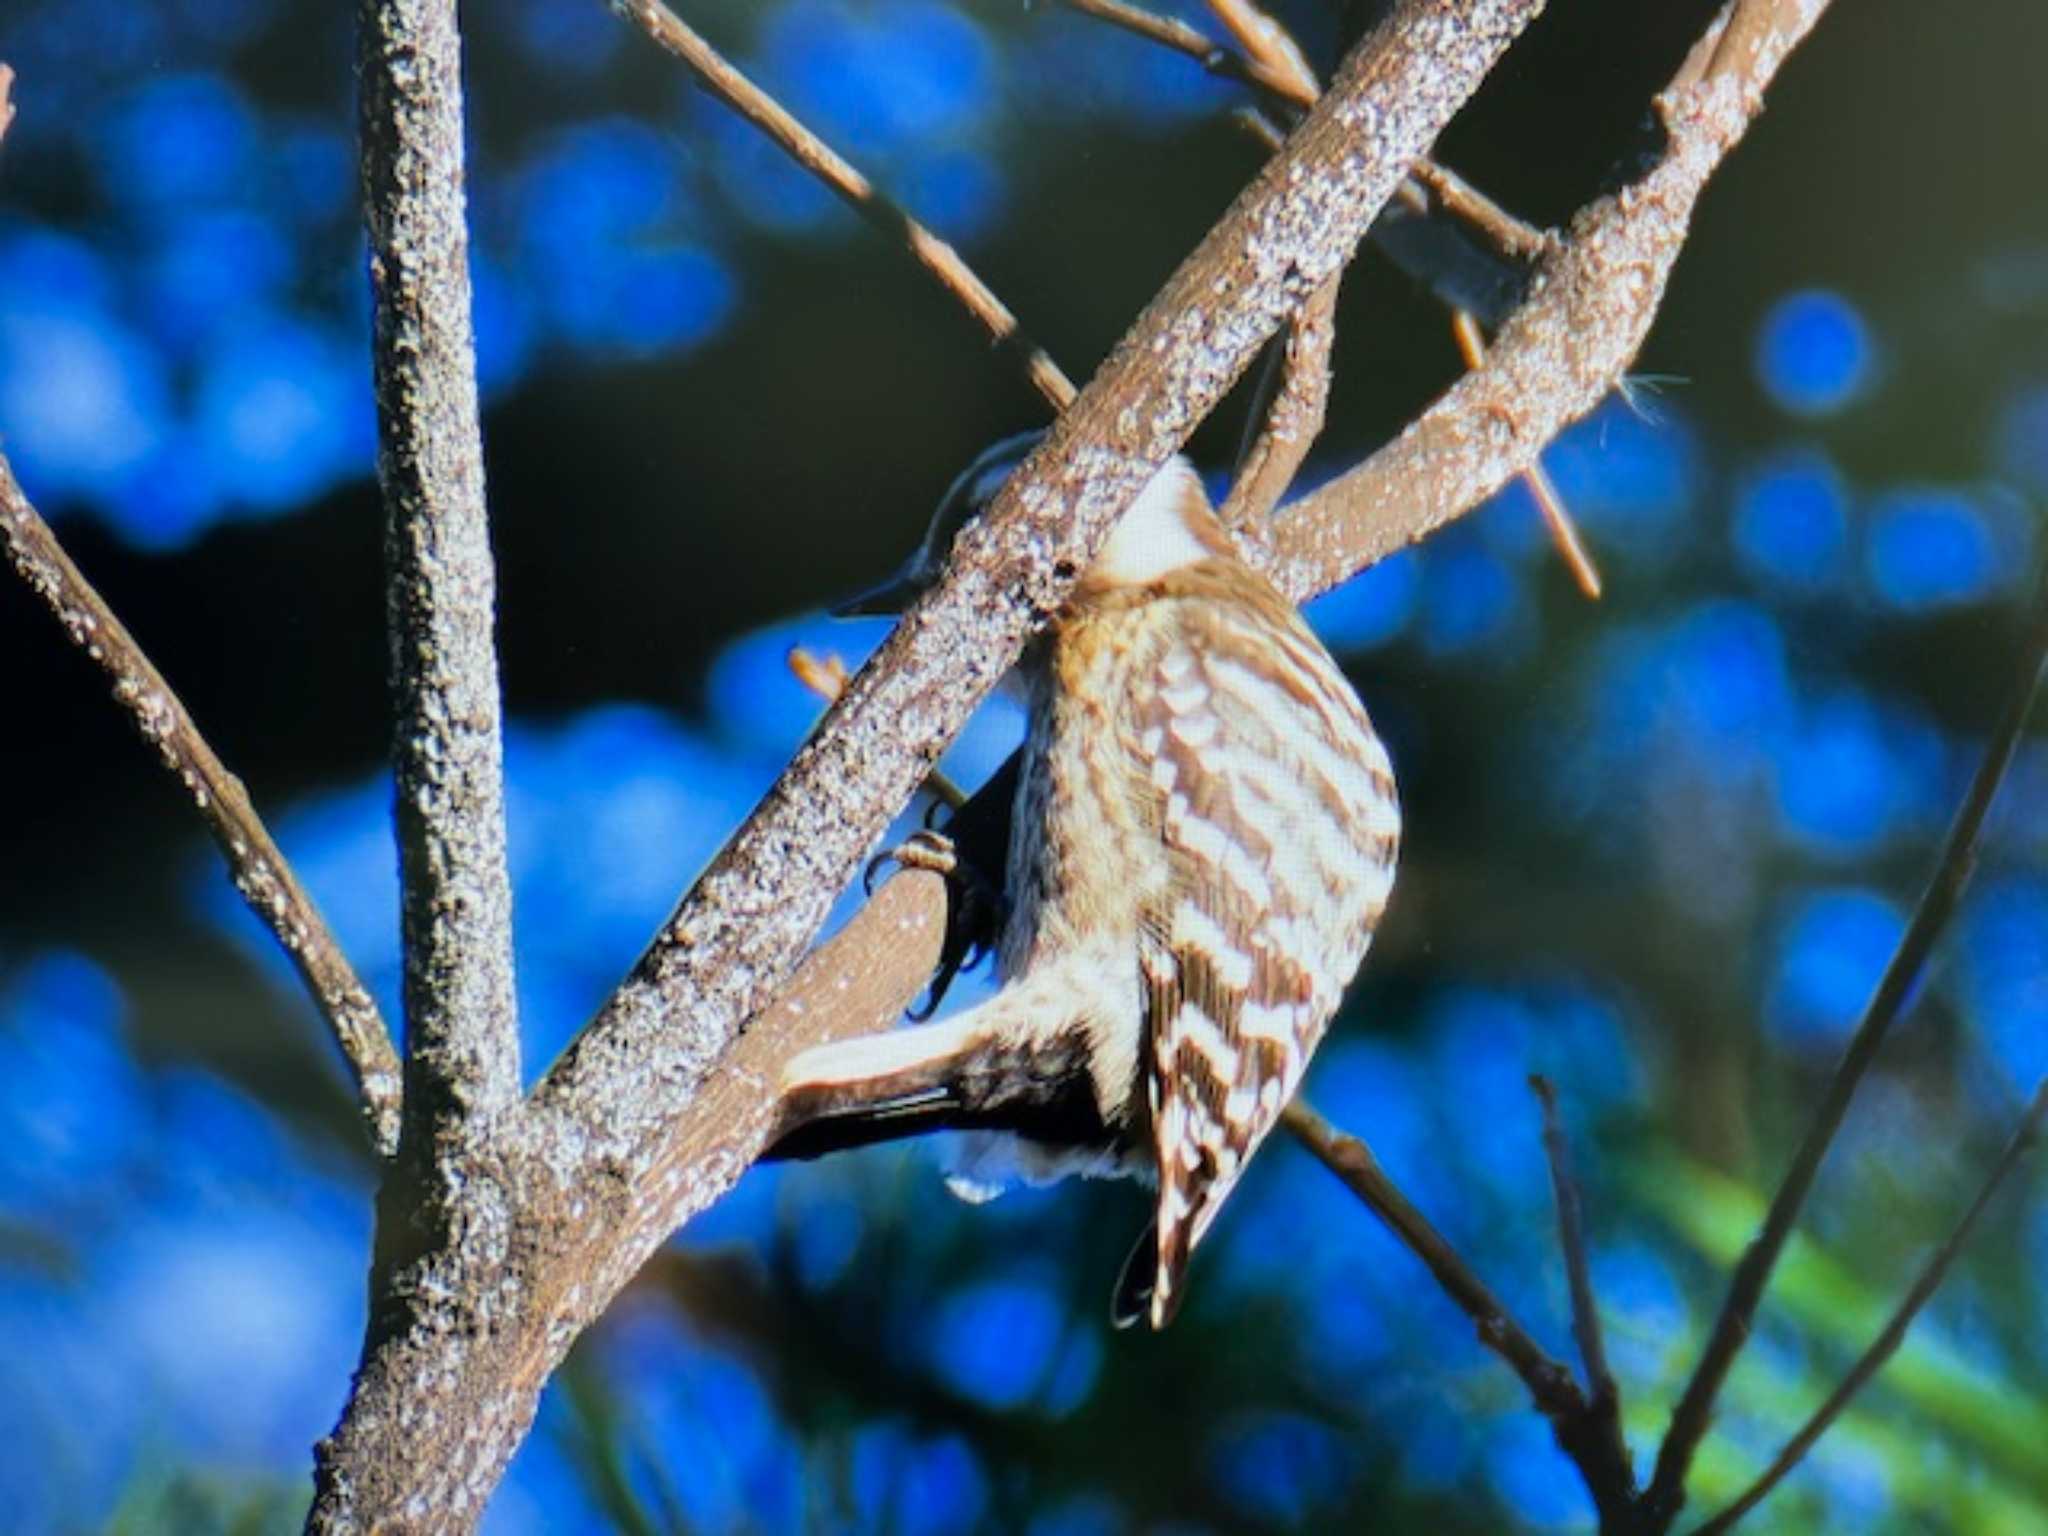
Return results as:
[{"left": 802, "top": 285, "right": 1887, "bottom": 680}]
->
[
  {"left": 1531, "top": 1076, "right": 1630, "bottom": 1505},
  {"left": 1205, "top": 0, "right": 1318, "bottom": 99},
  {"left": 0, "top": 456, "right": 404, "bottom": 1155},
  {"left": 1223, "top": 274, "right": 1340, "bottom": 529},
  {"left": 789, "top": 647, "right": 967, "bottom": 809},
  {"left": 615, "top": 0, "right": 1077, "bottom": 413},
  {"left": 1690, "top": 1078, "right": 2048, "bottom": 1536},
  {"left": 1063, "top": 0, "right": 1314, "bottom": 107},
  {"left": 1643, "top": 564, "right": 2048, "bottom": 1523},
  {"left": 1406, "top": 156, "right": 1550, "bottom": 261},
  {"left": 1060, "top": 0, "right": 1547, "bottom": 260},
  {"left": 1449, "top": 309, "right": 1602, "bottom": 598},
  {"left": 0, "top": 63, "right": 15, "bottom": 147},
  {"left": 357, "top": 0, "right": 522, "bottom": 1138},
  {"left": 1282, "top": 1099, "right": 1587, "bottom": 1419}
]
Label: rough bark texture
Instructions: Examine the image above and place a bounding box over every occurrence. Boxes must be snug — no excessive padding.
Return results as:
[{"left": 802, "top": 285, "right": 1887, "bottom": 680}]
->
[
  {"left": 359, "top": 0, "right": 521, "bottom": 1143},
  {"left": 308, "top": 3, "right": 1542, "bottom": 1525}
]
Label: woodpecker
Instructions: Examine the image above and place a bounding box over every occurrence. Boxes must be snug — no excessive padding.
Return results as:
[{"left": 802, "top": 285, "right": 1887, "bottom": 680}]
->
[{"left": 767, "top": 434, "right": 1401, "bottom": 1328}]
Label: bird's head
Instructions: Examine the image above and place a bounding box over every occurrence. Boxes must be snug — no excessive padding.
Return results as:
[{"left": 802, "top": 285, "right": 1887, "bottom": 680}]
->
[{"left": 834, "top": 431, "right": 1232, "bottom": 618}]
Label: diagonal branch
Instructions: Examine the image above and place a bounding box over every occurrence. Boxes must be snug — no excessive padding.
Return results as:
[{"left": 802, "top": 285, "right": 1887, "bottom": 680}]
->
[
  {"left": 539, "top": 0, "right": 1545, "bottom": 1148},
  {"left": 616, "top": 0, "right": 1078, "bottom": 413},
  {"left": 1281, "top": 1100, "right": 1593, "bottom": 1426},
  {"left": 358, "top": 0, "right": 522, "bottom": 1140},
  {"left": 1267, "top": 0, "right": 1839, "bottom": 606},
  {"left": 1, "top": 455, "right": 404, "bottom": 1156},
  {"left": 1690, "top": 1079, "right": 2048, "bottom": 1536},
  {"left": 1642, "top": 561, "right": 2048, "bottom": 1523}
]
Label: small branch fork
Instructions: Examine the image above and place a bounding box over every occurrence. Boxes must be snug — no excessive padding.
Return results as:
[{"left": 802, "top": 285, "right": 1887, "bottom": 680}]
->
[{"left": 17, "top": 0, "right": 2030, "bottom": 1530}]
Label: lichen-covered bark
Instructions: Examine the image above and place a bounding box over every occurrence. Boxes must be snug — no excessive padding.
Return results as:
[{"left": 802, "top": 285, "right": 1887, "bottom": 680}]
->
[
  {"left": 310, "top": 3, "right": 1541, "bottom": 1526},
  {"left": 357, "top": 0, "right": 521, "bottom": 1136}
]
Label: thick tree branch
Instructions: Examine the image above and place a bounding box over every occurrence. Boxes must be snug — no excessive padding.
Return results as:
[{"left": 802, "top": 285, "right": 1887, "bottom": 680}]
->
[
  {"left": 1643, "top": 561, "right": 2048, "bottom": 1523},
  {"left": 1, "top": 454, "right": 404, "bottom": 1155},
  {"left": 1266, "top": 0, "right": 1837, "bottom": 605},
  {"left": 358, "top": 0, "right": 522, "bottom": 1137},
  {"left": 310, "top": 5, "right": 1544, "bottom": 1524},
  {"left": 539, "top": 0, "right": 1542, "bottom": 1156},
  {"left": 1691, "top": 1079, "right": 2048, "bottom": 1536},
  {"left": 614, "top": 0, "right": 1078, "bottom": 412}
]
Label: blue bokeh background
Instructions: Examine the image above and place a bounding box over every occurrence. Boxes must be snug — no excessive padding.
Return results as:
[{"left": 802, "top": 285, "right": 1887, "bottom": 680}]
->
[{"left": 2, "top": 0, "right": 2045, "bottom": 1530}]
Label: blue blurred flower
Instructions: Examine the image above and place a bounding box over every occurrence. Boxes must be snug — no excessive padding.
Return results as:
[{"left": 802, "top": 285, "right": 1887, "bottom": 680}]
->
[
  {"left": 1418, "top": 534, "right": 1527, "bottom": 659},
  {"left": 1731, "top": 448, "right": 1849, "bottom": 593},
  {"left": 1544, "top": 397, "right": 1701, "bottom": 567},
  {"left": 1773, "top": 688, "right": 1947, "bottom": 858},
  {"left": 513, "top": 119, "right": 736, "bottom": 357},
  {"left": 852, "top": 1424, "right": 989, "bottom": 1536},
  {"left": 1864, "top": 486, "right": 2004, "bottom": 612},
  {"left": 92, "top": 74, "right": 257, "bottom": 212},
  {"left": 1957, "top": 875, "right": 2048, "bottom": 1093},
  {"left": 138, "top": 209, "right": 296, "bottom": 355},
  {"left": 1755, "top": 289, "right": 1876, "bottom": 417},
  {"left": 0, "top": 303, "right": 169, "bottom": 506},
  {"left": 1764, "top": 887, "right": 1904, "bottom": 1045},
  {"left": 927, "top": 1273, "right": 1065, "bottom": 1411},
  {"left": 195, "top": 314, "right": 374, "bottom": 514}
]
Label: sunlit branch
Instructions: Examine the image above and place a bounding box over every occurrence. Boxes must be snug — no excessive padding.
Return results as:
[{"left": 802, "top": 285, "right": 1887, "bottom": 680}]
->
[
  {"left": 0, "top": 454, "right": 404, "bottom": 1155},
  {"left": 611, "top": 0, "right": 1078, "bottom": 413},
  {"left": 357, "top": 0, "right": 523, "bottom": 1140}
]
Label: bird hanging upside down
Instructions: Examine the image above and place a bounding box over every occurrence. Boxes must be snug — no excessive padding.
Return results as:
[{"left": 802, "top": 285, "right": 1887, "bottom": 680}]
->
[{"left": 763, "top": 434, "right": 1401, "bottom": 1329}]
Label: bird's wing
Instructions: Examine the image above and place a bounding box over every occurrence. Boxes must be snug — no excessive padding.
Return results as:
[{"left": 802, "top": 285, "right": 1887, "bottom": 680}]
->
[{"left": 1134, "top": 593, "right": 1398, "bottom": 1328}]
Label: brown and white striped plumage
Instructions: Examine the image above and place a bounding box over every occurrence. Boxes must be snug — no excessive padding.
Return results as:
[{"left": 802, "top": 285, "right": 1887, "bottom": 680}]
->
[{"left": 771, "top": 439, "right": 1399, "bottom": 1328}]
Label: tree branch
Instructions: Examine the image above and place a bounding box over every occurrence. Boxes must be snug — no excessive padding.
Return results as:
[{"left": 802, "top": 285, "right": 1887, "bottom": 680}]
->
[
  {"left": 1265, "top": 0, "right": 1838, "bottom": 606},
  {"left": 1642, "top": 559, "right": 2048, "bottom": 1523},
  {"left": 1532, "top": 1075, "right": 1631, "bottom": 1516},
  {"left": 1281, "top": 1099, "right": 1591, "bottom": 1424},
  {"left": 615, "top": 0, "right": 1078, "bottom": 413},
  {"left": 1689, "top": 1079, "right": 2048, "bottom": 1536},
  {"left": 308, "top": 4, "right": 1545, "bottom": 1524},
  {"left": 358, "top": 0, "right": 522, "bottom": 1138},
  {"left": 1, "top": 454, "right": 404, "bottom": 1155}
]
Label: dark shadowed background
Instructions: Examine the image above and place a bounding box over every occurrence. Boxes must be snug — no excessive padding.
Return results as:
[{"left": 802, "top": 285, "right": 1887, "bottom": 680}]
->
[{"left": 1, "top": 0, "right": 2045, "bottom": 1530}]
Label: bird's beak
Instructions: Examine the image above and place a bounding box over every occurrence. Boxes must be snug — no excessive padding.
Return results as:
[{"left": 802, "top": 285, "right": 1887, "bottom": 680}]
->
[{"left": 830, "top": 563, "right": 930, "bottom": 618}]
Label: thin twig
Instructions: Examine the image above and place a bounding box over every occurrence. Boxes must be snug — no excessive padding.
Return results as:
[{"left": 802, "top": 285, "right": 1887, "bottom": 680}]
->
[
  {"left": 358, "top": 0, "right": 523, "bottom": 1139},
  {"left": 0, "top": 455, "right": 404, "bottom": 1155},
  {"left": 1063, "top": 0, "right": 1313, "bottom": 106},
  {"left": 1061, "top": 0, "right": 1547, "bottom": 260},
  {"left": 1282, "top": 1098, "right": 1587, "bottom": 1421},
  {"left": 1643, "top": 564, "right": 2048, "bottom": 1524},
  {"left": 1531, "top": 1076, "right": 1631, "bottom": 1507},
  {"left": 1407, "top": 156, "right": 1550, "bottom": 261},
  {"left": 1205, "top": 0, "right": 1318, "bottom": 99},
  {"left": 0, "top": 63, "right": 16, "bottom": 146},
  {"left": 1450, "top": 309, "right": 1602, "bottom": 598},
  {"left": 1690, "top": 1078, "right": 2048, "bottom": 1536},
  {"left": 615, "top": 0, "right": 1077, "bottom": 414},
  {"left": 1223, "top": 274, "right": 1340, "bottom": 529}
]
